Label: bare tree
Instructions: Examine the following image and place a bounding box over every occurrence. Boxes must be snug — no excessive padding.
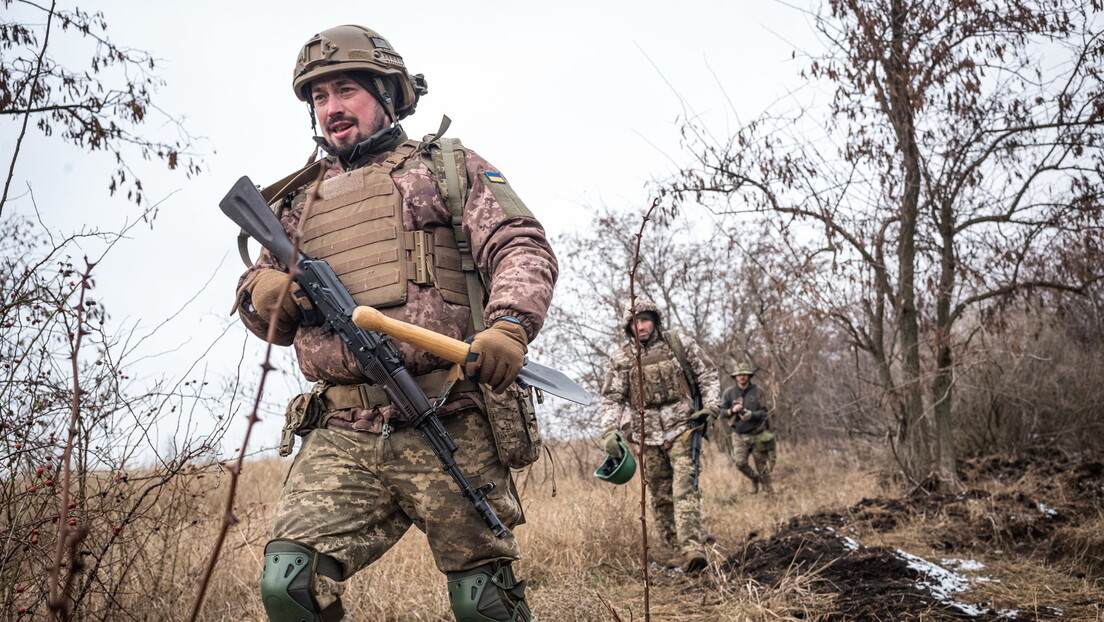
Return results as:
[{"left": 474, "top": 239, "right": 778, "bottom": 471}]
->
[
  {"left": 539, "top": 204, "right": 845, "bottom": 449},
  {"left": 1, "top": 213, "right": 237, "bottom": 620},
  {"left": 1, "top": 0, "right": 204, "bottom": 215},
  {"left": 661, "top": 0, "right": 1104, "bottom": 488}
]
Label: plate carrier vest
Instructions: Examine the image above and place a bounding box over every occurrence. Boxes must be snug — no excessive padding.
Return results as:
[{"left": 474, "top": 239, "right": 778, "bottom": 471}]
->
[{"left": 240, "top": 124, "right": 488, "bottom": 328}]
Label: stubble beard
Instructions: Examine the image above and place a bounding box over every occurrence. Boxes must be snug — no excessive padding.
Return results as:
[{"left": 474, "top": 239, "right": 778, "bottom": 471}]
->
[{"left": 327, "top": 109, "right": 390, "bottom": 160}]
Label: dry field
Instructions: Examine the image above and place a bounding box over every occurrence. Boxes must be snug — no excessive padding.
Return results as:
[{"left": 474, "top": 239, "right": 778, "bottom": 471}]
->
[
  {"left": 7, "top": 437, "right": 1102, "bottom": 621},
  {"left": 183, "top": 438, "right": 1102, "bottom": 621}
]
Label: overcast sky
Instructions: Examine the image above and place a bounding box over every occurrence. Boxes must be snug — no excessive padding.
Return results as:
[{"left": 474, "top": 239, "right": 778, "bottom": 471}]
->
[{"left": 3, "top": 0, "right": 819, "bottom": 454}]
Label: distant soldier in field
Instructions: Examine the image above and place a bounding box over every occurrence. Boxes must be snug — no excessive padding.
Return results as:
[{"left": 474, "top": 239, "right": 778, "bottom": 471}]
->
[
  {"left": 721, "top": 363, "right": 776, "bottom": 494},
  {"left": 233, "top": 25, "right": 557, "bottom": 622},
  {"left": 598, "top": 297, "right": 721, "bottom": 573}
]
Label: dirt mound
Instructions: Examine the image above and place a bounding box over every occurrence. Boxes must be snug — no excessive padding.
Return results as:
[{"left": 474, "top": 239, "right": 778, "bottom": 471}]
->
[
  {"left": 718, "top": 451, "right": 1103, "bottom": 620},
  {"left": 721, "top": 520, "right": 999, "bottom": 620},
  {"left": 852, "top": 452, "right": 1104, "bottom": 575}
]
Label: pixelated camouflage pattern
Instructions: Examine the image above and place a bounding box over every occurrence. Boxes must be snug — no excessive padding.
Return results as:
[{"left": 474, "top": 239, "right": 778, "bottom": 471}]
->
[
  {"left": 598, "top": 299, "right": 720, "bottom": 445},
  {"left": 732, "top": 431, "right": 776, "bottom": 492},
  {"left": 235, "top": 133, "right": 558, "bottom": 431},
  {"left": 273, "top": 407, "right": 523, "bottom": 579},
  {"left": 640, "top": 441, "right": 706, "bottom": 557}
]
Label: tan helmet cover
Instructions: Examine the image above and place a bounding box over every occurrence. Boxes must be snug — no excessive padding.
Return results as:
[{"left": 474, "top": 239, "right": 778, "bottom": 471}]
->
[
  {"left": 292, "top": 25, "right": 427, "bottom": 120},
  {"left": 729, "top": 362, "right": 755, "bottom": 377},
  {"left": 622, "top": 296, "right": 663, "bottom": 338}
]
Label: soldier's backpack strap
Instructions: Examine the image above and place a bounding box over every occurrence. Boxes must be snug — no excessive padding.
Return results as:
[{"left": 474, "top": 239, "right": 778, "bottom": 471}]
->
[
  {"left": 419, "top": 116, "right": 488, "bottom": 333},
  {"left": 665, "top": 330, "right": 702, "bottom": 409},
  {"left": 439, "top": 136, "right": 488, "bottom": 330},
  {"left": 236, "top": 150, "right": 324, "bottom": 267}
]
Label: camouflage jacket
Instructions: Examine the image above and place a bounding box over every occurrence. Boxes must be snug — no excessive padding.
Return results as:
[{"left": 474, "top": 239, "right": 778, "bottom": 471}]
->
[
  {"left": 235, "top": 133, "right": 558, "bottom": 428},
  {"left": 598, "top": 332, "right": 720, "bottom": 446}
]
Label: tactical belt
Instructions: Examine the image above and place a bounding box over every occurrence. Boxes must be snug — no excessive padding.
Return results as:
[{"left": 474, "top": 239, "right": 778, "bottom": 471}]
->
[{"left": 319, "top": 369, "right": 478, "bottom": 412}]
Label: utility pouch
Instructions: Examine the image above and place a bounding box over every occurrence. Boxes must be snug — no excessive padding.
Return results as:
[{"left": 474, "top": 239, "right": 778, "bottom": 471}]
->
[
  {"left": 280, "top": 384, "right": 326, "bottom": 457},
  {"left": 478, "top": 383, "right": 542, "bottom": 469},
  {"left": 754, "top": 430, "right": 776, "bottom": 453}
]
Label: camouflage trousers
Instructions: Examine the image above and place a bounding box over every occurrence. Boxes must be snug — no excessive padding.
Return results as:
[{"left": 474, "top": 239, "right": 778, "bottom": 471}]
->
[
  {"left": 272, "top": 407, "right": 524, "bottom": 606},
  {"left": 639, "top": 439, "right": 706, "bottom": 557},
  {"left": 732, "top": 430, "right": 776, "bottom": 492}
]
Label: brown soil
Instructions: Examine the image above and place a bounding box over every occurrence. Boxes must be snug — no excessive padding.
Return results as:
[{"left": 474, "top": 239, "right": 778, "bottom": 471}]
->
[{"left": 716, "top": 451, "right": 1104, "bottom": 620}]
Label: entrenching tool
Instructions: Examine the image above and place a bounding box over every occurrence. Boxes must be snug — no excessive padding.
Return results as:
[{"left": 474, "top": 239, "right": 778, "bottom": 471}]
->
[{"left": 351, "top": 306, "right": 591, "bottom": 406}]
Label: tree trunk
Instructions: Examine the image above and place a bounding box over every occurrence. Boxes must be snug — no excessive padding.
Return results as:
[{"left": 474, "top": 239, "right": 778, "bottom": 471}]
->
[
  {"left": 887, "top": 0, "right": 933, "bottom": 485},
  {"left": 932, "top": 199, "right": 960, "bottom": 488}
]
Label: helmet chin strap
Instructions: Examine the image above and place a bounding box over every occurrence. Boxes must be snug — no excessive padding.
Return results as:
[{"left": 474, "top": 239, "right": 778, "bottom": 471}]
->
[{"left": 307, "top": 100, "right": 318, "bottom": 134}]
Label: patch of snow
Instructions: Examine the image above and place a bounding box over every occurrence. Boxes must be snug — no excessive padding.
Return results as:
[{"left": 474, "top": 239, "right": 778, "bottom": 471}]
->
[
  {"left": 841, "top": 536, "right": 861, "bottom": 551},
  {"left": 1038, "top": 503, "right": 1058, "bottom": 518},
  {"left": 941, "top": 558, "right": 986, "bottom": 571},
  {"left": 896, "top": 549, "right": 989, "bottom": 616}
]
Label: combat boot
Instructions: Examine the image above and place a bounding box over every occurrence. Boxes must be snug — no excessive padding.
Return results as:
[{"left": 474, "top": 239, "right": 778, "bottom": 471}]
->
[{"left": 759, "top": 472, "right": 777, "bottom": 497}]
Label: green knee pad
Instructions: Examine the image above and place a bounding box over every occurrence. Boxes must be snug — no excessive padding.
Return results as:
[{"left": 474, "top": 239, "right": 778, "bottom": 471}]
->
[
  {"left": 447, "top": 563, "right": 532, "bottom": 622},
  {"left": 260, "top": 539, "right": 345, "bottom": 622}
]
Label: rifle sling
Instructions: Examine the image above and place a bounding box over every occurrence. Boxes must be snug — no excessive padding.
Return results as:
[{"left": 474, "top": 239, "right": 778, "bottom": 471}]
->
[{"left": 664, "top": 330, "right": 701, "bottom": 406}]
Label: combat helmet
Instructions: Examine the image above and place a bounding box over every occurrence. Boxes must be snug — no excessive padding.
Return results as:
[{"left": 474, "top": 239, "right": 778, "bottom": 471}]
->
[
  {"left": 594, "top": 440, "right": 637, "bottom": 485},
  {"left": 293, "top": 25, "right": 428, "bottom": 121},
  {"left": 622, "top": 296, "right": 664, "bottom": 339},
  {"left": 729, "top": 362, "right": 755, "bottom": 377}
]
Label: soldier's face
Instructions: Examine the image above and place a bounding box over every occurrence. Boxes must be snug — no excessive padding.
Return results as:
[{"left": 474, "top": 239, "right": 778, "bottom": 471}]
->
[
  {"left": 735, "top": 374, "right": 751, "bottom": 389},
  {"left": 632, "top": 317, "right": 655, "bottom": 343},
  {"left": 311, "top": 72, "right": 389, "bottom": 158}
]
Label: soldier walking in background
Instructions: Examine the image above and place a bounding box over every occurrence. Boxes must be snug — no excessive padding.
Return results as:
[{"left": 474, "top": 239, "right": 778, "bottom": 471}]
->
[
  {"left": 598, "top": 297, "right": 720, "bottom": 573},
  {"left": 721, "top": 363, "right": 776, "bottom": 494},
  {"left": 233, "top": 24, "right": 557, "bottom": 622}
]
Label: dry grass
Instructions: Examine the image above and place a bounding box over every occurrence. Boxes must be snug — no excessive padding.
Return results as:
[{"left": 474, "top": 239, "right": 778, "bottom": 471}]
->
[
  {"left": 180, "top": 437, "right": 882, "bottom": 621},
  {"left": 17, "top": 437, "right": 1098, "bottom": 620}
]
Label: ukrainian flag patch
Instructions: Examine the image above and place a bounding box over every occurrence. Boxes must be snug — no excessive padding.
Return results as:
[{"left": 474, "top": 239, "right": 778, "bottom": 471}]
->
[{"left": 484, "top": 171, "right": 507, "bottom": 184}]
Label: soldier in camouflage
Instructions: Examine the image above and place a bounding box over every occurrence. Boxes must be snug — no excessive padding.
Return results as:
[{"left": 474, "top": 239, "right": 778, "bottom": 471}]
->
[
  {"left": 721, "top": 363, "right": 775, "bottom": 494},
  {"left": 598, "top": 297, "right": 720, "bottom": 573},
  {"left": 233, "top": 25, "right": 557, "bottom": 622}
]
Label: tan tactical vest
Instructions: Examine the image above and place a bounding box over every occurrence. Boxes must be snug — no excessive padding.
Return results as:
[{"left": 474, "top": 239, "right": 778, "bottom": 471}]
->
[
  {"left": 628, "top": 346, "right": 691, "bottom": 408},
  {"left": 298, "top": 142, "right": 469, "bottom": 308}
]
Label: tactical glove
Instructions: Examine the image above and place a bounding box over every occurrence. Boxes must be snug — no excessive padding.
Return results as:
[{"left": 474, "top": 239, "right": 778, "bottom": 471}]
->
[
  {"left": 690, "top": 408, "right": 715, "bottom": 430},
  {"left": 464, "top": 317, "right": 528, "bottom": 394},
  {"left": 602, "top": 430, "right": 624, "bottom": 459},
  {"left": 241, "top": 269, "right": 307, "bottom": 335}
]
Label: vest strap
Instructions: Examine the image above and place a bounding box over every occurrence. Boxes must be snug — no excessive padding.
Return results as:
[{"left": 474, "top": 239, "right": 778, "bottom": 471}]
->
[{"left": 440, "top": 137, "right": 487, "bottom": 331}]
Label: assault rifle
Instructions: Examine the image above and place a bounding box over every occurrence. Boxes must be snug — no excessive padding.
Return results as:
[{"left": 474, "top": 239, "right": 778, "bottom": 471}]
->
[
  {"left": 220, "top": 176, "right": 507, "bottom": 539},
  {"left": 689, "top": 398, "right": 707, "bottom": 493}
]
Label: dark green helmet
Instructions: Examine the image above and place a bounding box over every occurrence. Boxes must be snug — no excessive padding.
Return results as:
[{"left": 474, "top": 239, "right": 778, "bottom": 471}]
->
[{"left": 594, "top": 441, "right": 637, "bottom": 485}]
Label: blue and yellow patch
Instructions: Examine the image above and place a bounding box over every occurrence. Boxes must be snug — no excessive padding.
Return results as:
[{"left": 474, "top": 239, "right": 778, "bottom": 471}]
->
[{"left": 484, "top": 172, "right": 507, "bottom": 184}]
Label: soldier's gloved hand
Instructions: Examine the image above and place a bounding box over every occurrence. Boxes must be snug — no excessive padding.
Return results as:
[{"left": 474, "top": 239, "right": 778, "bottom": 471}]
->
[
  {"left": 241, "top": 268, "right": 308, "bottom": 333},
  {"left": 602, "top": 430, "right": 624, "bottom": 458},
  {"left": 690, "top": 408, "right": 714, "bottom": 429},
  {"left": 464, "top": 317, "right": 528, "bottom": 394}
]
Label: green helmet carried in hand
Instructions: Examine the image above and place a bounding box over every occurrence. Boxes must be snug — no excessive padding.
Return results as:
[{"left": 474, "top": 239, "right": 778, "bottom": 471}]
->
[
  {"left": 594, "top": 440, "right": 636, "bottom": 485},
  {"left": 292, "top": 24, "right": 427, "bottom": 120}
]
